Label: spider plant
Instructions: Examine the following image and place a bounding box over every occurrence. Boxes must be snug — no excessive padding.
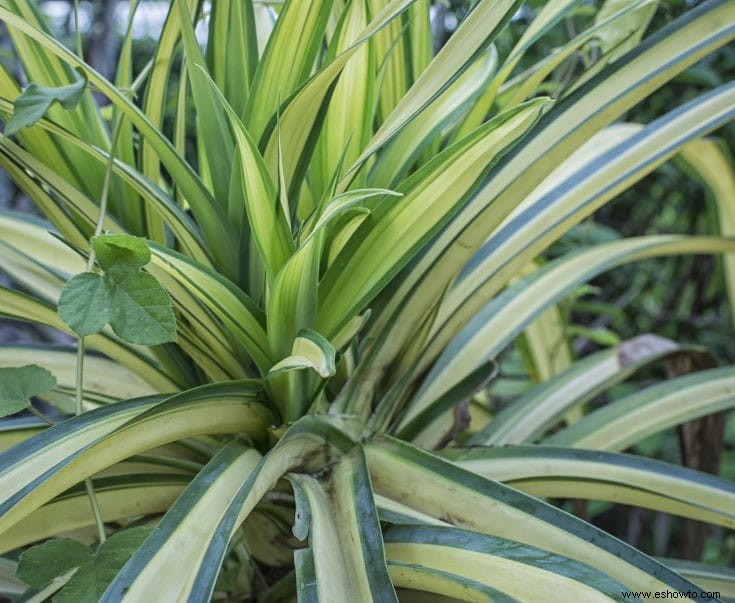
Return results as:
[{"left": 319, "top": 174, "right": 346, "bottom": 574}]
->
[{"left": 0, "top": 0, "right": 734, "bottom": 600}]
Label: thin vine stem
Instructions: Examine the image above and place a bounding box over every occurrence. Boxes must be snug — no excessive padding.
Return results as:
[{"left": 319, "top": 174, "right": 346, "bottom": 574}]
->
[
  {"left": 74, "top": 114, "right": 125, "bottom": 545},
  {"left": 75, "top": 113, "right": 124, "bottom": 415},
  {"left": 84, "top": 479, "right": 107, "bottom": 544},
  {"left": 72, "top": 0, "right": 84, "bottom": 60},
  {"left": 89, "top": 116, "right": 125, "bottom": 268},
  {"left": 27, "top": 405, "right": 55, "bottom": 426},
  {"left": 71, "top": 0, "right": 144, "bottom": 544}
]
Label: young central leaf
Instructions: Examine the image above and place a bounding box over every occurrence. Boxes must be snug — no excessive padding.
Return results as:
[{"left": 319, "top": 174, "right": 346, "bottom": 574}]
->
[
  {"left": 0, "top": 365, "right": 57, "bottom": 417},
  {"left": 268, "top": 329, "right": 336, "bottom": 378}
]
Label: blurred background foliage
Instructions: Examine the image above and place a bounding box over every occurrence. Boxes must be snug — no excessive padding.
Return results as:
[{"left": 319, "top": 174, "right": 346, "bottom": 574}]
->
[{"left": 0, "top": 0, "right": 733, "bottom": 569}]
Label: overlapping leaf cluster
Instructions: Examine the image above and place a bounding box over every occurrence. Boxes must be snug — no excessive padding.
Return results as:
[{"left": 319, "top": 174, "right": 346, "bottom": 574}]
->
[{"left": 0, "top": 0, "right": 734, "bottom": 601}]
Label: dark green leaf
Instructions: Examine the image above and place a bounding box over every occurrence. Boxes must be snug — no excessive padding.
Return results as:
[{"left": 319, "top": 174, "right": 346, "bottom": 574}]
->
[
  {"left": 55, "top": 528, "right": 152, "bottom": 603},
  {"left": 105, "top": 264, "right": 177, "bottom": 345},
  {"left": 5, "top": 77, "right": 86, "bottom": 136},
  {"left": 0, "top": 365, "right": 57, "bottom": 418},
  {"left": 92, "top": 235, "right": 151, "bottom": 271},
  {"left": 59, "top": 237, "right": 175, "bottom": 344},
  {"left": 58, "top": 272, "right": 111, "bottom": 337},
  {"left": 15, "top": 539, "right": 91, "bottom": 589}
]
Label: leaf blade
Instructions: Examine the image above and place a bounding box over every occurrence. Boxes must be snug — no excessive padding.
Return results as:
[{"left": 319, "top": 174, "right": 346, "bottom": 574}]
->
[
  {"left": 0, "top": 365, "right": 56, "bottom": 418},
  {"left": 105, "top": 265, "right": 177, "bottom": 346},
  {"left": 5, "top": 77, "right": 86, "bottom": 136}
]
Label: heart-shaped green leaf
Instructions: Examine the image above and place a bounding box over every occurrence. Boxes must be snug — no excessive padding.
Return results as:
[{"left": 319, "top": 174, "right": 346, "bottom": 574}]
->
[
  {"left": 16, "top": 529, "right": 152, "bottom": 602},
  {"left": 16, "top": 538, "right": 91, "bottom": 588},
  {"left": 0, "top": 365, "right": 57, "bottom": 417},
  {"left": 57, "top": 237, "right": 176, "bottom": 345},
  {"left": 5, "top": 76, "right": 87, "bottom": 136},
  {"left": 55, "top": 528, "right": 152, "bottom": 603},
  {"left": 92, "top": 234, "right": 151, "bottom": 270},
  {"left": 58, "top": 272, "right": 111, "bottom": 337},
  {"left": 105, "top": 264, "right": 177, "bottom": 345}
]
